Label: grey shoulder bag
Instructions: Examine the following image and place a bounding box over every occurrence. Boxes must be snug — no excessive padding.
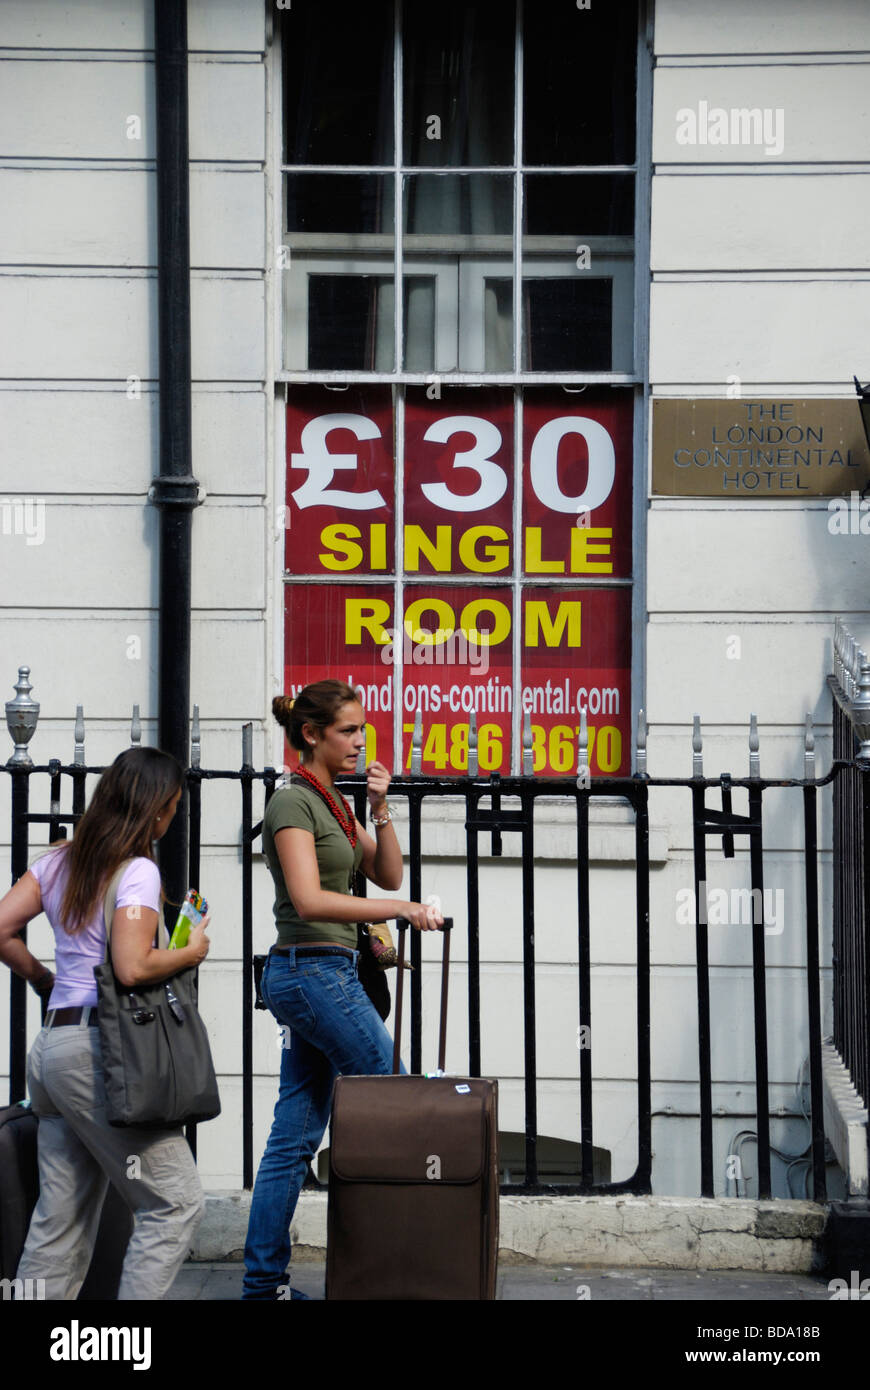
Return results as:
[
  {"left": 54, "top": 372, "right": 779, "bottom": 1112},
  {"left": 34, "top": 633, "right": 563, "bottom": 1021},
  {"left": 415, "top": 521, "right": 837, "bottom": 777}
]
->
[{"left": 94, "top": 864, "right": 221, "bottom": 1128}]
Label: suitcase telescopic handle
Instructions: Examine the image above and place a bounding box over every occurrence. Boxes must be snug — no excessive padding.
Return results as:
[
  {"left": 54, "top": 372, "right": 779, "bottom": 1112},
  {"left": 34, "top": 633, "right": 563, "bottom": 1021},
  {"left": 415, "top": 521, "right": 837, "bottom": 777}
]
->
[{"left": 391, "top": 918, "right": 453, "bottom": 1076}]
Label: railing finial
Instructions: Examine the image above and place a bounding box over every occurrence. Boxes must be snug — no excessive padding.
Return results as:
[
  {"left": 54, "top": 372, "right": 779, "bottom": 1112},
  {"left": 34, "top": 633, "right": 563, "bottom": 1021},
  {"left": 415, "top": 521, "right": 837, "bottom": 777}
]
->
[
  {"left": 467, "top": 711, "right": 478, "bottom": 778},
  {"left": 851, "top": 650, "right": 870, "bottom": 764},
  {"left": 692, "top": 714, "right": 703, "bottom": 778},
  {"left": 749, "top": 712, "right": 760, "bottom": 780},
  {"left": 5, "top": 665, "right": 39, "bottom": 768},
  {"left": 576, "top": 706, "right": 589, "bottom": 786},
  {"left": 636, "top": 706, "right": 647, "bottom": 778},
  {"left": 191, "top": 704, "right": 201, "bottom": 769},
  {"left": 74, "top": 703, "right": 85, "bottom": 767},
  {"left": 410, "top": 709, "right": 423, "bottom": 776},
  {"left": 804, "top": 712, "right": 815, "bottom": 781},
  {"left": 242, "top": 721, "right": 253, "bottom": 770},
  {"left": 130, "top": 704, "right": 141, "bottom": 746},
  {"left": 522, "top": 710, "right": 534, "bottom": 776}
]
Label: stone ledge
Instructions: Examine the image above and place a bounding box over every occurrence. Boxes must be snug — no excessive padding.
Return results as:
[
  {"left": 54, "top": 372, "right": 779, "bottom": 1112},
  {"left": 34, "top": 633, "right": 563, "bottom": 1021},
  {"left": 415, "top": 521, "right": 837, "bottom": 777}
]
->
[{"left": 191, "top": 1191, "right": 827, "bottom": 1272}]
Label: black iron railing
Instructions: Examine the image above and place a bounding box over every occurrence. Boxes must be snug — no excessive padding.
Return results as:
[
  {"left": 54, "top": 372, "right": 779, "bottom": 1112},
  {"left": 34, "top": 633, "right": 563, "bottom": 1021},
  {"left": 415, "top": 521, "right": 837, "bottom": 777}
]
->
[
  {"left": 830, "top": 681, "right": 870, "bottom": 1112},
  {"left": 4, "top": 702, "right": 854, "bottom": 1203}
]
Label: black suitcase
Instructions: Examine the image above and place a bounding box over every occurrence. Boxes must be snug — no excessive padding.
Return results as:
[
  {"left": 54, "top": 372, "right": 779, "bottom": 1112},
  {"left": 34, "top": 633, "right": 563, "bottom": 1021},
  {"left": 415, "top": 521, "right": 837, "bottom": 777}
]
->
[
  {"left": 0, "top": 1100, "right": 133, "bottom": 1299},
  {"left": 326, "top": 921, "right": 499, "bottom": 1300}
]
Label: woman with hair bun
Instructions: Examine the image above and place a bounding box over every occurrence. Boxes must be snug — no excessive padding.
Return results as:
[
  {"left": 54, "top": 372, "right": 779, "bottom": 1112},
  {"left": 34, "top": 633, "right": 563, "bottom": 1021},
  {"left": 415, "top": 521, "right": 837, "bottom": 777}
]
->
[
  {"left": 243, "top": 678, "right": 443, "bottom": 1300},
  {"left": 0, "top": 746, "right": 210, "bottom": 1300}
]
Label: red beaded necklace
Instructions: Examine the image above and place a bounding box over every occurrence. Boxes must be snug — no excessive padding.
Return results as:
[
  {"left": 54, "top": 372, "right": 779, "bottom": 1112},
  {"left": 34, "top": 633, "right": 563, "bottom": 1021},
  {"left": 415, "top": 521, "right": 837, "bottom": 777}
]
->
[{"left": 293, "top": 763, "right": 358, "bottom": 848}]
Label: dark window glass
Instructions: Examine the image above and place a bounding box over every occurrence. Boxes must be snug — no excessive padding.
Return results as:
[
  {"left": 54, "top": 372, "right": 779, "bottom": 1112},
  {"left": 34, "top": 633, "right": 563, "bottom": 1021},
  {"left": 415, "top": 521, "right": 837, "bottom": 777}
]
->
[
  {"left": 524, "top": 3, "right": 637, "bottom": 165},
  {"left": 403, "top": 0, "right": 514, "bottom": 166},
  {"left": 484, "top": 280, "right": 513, "bottom": 372},
  {"left": 523, "top": 279, "right": 612, "bottom": 371},
  {"left": 307, "top": 276, "right": 394, "bottom": 371},
  {"left": 287, "top": 174, "right": 394, "bottom": 234},
  {"left": 284, "top": 0, "right": 393, "bottom": 165},
  {"left": 405, "top": 174, "right": 513, "bottom": 235},
  {"left": 524, "top": 175, "right": 634, "bottom": 237}
]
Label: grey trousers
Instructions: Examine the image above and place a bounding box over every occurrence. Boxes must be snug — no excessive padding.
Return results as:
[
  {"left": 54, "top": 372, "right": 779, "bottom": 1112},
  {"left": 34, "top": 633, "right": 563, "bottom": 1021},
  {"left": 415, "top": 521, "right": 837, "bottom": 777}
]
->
[{"left": 16, "top": 1021, "right": 205, "bottom": 1300}]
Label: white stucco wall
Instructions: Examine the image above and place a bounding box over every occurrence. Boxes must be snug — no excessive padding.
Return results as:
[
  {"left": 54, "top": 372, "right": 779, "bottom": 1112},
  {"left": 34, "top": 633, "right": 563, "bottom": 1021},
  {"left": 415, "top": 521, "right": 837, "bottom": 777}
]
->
[{"left": 1, "top": 0, "right": 866, "bottom": 1198}]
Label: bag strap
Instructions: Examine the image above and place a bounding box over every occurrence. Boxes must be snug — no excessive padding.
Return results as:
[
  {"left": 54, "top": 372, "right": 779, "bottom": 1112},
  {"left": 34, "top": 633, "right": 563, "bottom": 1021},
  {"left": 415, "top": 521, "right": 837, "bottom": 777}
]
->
[
  {"left": 391, "top": 918, "right": 452, "bottom": 1076},
  {"left": 102, "top": 859, "right": 169, "bottom": 964},
  {"left": 102, "top": 862, "right": 131, "bottom": 960}
]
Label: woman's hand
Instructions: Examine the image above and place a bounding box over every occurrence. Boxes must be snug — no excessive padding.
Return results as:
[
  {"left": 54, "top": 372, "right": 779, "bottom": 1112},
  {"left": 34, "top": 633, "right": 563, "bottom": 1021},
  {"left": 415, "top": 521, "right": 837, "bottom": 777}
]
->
[
  {"left": 186, "top": 915, "right": 211, "bottom": 967},
  {"left": 366, "top": 760, "right": 391, "bottom": 814},
  {"left": 399, "top": 900, "right": 444, "bottom": 932}
]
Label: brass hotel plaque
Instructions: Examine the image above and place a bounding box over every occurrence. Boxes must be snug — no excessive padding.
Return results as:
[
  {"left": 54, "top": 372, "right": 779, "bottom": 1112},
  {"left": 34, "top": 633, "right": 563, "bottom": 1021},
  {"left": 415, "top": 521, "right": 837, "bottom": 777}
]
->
[{"left": 652, "top": 399, "right": 870, "bottom": 497}]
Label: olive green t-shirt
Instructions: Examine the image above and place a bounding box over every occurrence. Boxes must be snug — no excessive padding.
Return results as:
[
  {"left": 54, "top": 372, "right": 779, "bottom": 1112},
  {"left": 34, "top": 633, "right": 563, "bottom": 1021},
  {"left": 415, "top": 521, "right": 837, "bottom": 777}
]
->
[{"left": 263, "top": 780, "right": 363, "bottom": 948}]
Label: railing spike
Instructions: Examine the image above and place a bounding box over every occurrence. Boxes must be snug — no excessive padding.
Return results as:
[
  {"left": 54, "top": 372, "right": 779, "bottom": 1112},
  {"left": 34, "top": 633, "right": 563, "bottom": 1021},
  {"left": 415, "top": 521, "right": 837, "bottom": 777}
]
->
[
  {"left": 191, "top": 704, "right": 201, "bottom": 769},
  {"left": 804, "top": 713, "right": 815, "bottom": 781},
  {"left": 522, "top": 710, "right": 534, "bottom": 776},
  {"left": 467, "top": 711, "right": 478, "bottom": 777},
  {"left": 636, "top": 706, "right": 647, "bottom": 778},
  {"left": 130, "top": 704, "right": 141, "bottom": 746},
  {"left": 242, "top": 721, "right": 253, "bottom": 770},
  {"left": 692, "top": 714, "right": 703, "bottom": 778},
  {"left": 749, "top": 712, "right": 760, "bottom": 779},
  {"left": 852, "top": 652, "right": 870, "bottom": 764},
  {"left": 576, "top": 706, "right": 589, "bottom": 784},
  {"left": 74, "top": 703, "right": 85, "bottom": 767},
  {"left": 410, "top": 708, "right": 423, "bottom": 776}
]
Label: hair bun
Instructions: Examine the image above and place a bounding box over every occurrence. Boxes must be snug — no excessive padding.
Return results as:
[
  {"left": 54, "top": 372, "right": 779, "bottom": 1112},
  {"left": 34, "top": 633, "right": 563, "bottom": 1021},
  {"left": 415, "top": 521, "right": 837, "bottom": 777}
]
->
[{"left": 272, "top": 694, "right": 295, "bottom": 724}]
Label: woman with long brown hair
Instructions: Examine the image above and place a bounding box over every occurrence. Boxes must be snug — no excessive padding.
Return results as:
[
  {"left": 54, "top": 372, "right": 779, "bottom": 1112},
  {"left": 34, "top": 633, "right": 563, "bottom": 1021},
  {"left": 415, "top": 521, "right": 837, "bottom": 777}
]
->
[
  {"left": 0, "top": 746, "right": 210, "bottom": 1300},
  {"left": 243, "top": 679, "right": 443, "bottom": 1300}
]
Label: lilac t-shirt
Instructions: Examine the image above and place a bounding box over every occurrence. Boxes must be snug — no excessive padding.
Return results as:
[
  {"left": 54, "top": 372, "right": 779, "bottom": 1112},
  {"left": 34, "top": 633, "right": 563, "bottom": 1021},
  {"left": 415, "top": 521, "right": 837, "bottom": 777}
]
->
[{"left": 29, "top": 848, "right": 162, "bottom": 1009}]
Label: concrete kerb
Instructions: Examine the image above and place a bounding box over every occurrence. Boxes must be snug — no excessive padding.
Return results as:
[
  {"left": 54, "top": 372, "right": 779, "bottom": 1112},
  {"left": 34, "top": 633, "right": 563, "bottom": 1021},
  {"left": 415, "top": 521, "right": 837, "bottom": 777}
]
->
[{"left": 191, "top": 1191, "right": 828, "bottom": 1272}]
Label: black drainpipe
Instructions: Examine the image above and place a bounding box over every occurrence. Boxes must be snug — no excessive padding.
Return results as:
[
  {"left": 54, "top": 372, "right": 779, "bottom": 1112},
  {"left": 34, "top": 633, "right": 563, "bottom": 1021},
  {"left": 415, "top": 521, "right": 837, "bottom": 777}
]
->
[{"left": 150, "top": 0, "right": 198, "bottom": 908}]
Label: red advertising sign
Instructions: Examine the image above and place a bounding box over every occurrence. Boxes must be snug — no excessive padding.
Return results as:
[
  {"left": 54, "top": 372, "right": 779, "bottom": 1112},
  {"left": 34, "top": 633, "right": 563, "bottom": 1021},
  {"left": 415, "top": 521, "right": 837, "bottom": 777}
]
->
[
  {"left": 520, "top": 587, "right": 631, "bottom": 776},
  {"left": 403, "top": 389, "right": 514, "bottom": 576},
  {"left": 522, "top": 390, "right": 633, "bottom": 580},
  {"left": 285, "top": 386, "right": 394, "bottom": 576},
  {"left": 400, "top": 584, "right": 512, "bottom": 774},
  {"left": 283, "top": 583, "right": 393, "bottom": 769},
  {"left": 284, "top": 387, "right": 633, "bottom": 777}
]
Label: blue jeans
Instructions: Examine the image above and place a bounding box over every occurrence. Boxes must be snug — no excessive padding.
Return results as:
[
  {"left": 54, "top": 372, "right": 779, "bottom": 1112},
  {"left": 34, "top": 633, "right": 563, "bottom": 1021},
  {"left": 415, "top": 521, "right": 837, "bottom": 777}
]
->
[{"left": 242, "top": 947, "right": 404, "bottom": 1300}]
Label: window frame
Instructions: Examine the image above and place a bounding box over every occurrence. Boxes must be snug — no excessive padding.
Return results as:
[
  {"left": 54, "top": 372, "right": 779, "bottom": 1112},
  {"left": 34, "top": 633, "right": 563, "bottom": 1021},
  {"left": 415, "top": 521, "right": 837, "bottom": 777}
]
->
[{"left": 271, "top": 0, "right": 653, "bottom": 776}]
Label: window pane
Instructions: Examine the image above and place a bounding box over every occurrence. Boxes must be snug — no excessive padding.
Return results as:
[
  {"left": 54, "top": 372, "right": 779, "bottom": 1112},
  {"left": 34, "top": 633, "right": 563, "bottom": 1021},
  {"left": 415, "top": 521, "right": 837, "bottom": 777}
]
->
[
  {"left": 404, "top": 278, "right": 436, "bottom": 373},
  {"left": 307, "top": 276, "right": 395, "bottom": 371},
  {"left": 287, "top": 174, "right": 394, "bottom": 235},
  {"left": 403, "top": 0, "right": 514, "bottom": 167},
  {"left": 485, "top": 280, "right": 513, "bottom": 373},
  {"left": 524, "top": 2, "right": 637, "bottom": 165},
  {"left": 522, "top": 279, "right": 612, "bottom": 372},
  {"left": 404, "top": 173, "right": 513, "bottom": 236},
  {"left": 284, "top": 0, "right": 393, "bottom": 165},
  {"left": 524, "top": 175, "right": 634, "bottom": 237}
]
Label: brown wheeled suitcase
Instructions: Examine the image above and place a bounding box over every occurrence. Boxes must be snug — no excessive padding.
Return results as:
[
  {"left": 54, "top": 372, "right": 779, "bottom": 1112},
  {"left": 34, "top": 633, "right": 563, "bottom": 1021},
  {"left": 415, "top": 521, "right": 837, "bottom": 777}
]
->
[
  {"left": 0, "top": 1100, "right": 133, "bottom": 1299},
  {"left": 326, "top": 920, "right": 499, "bottom": 1300}
]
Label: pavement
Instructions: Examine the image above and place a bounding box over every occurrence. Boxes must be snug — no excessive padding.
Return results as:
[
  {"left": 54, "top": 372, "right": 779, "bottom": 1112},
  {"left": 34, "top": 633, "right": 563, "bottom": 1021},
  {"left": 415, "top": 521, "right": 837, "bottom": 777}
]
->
[{"left": 166, "top": 1259, "right": 834, "bottom": 1301}]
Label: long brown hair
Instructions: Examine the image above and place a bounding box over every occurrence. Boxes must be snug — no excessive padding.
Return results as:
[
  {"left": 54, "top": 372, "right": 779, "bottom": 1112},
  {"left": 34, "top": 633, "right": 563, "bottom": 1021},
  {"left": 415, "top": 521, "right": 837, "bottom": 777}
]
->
[
  {"left": 273, "top": 680, "right": 360, "bottom": 757},
  {"left": 46, "top": 747, "right": 183, "bottom": 934}
]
